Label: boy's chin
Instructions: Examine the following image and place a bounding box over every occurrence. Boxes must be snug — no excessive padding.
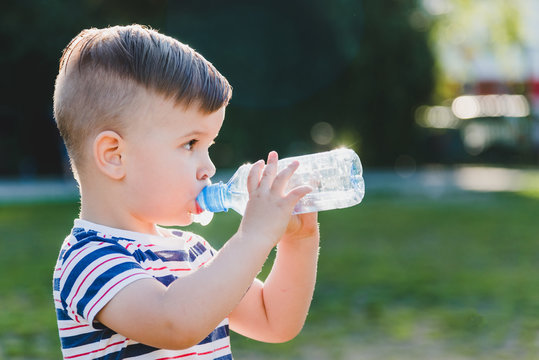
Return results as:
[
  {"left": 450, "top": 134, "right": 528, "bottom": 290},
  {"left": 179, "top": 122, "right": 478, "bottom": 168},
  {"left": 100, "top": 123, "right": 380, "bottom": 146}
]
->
[
  {"left": 190, "top": 210, "right": 214, "bottom": 226},
  {"left": 156, "top": 214, "right": 193, "bottom": 228}
]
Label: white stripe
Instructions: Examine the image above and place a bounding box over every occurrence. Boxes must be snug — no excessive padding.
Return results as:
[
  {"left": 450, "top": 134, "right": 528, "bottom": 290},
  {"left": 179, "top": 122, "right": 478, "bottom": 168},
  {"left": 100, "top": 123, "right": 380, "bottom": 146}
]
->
[{"left": 57, "top": 321, "right": 91, "bottom": 338}]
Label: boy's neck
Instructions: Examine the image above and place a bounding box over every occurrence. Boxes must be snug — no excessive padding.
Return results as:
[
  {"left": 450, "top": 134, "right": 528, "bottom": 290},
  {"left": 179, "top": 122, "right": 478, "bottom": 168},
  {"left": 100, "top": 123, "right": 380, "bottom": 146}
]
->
[{"left": 79, "top": 181, "right": 160, "bottom": 236}]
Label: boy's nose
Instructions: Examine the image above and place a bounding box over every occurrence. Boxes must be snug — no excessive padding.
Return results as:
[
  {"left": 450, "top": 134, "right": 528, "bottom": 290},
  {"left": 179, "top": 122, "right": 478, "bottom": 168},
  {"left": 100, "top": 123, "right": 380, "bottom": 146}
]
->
[{"left": 197, "top": 158, "right": 216, "bottom": 181}]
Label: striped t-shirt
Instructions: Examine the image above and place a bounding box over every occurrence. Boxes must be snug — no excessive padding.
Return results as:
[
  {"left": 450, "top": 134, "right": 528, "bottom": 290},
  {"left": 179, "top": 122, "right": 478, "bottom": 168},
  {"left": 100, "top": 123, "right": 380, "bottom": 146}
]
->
[{"left": 53, "top": 219, "right": 232, "bottom": 360}]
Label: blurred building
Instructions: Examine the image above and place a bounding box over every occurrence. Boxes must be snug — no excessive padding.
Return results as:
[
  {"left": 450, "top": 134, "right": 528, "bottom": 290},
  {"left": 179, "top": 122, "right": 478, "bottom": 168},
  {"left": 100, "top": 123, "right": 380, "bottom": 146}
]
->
[{"left": 417, "top": 0, "right": 539, "bottom": 164}]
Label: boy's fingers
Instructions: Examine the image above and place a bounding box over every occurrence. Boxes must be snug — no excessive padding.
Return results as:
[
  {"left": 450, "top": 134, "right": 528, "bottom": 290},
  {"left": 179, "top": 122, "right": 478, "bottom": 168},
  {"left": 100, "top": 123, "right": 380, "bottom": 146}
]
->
[
  {"left": 272, "top": 160, "right": 300, "bottom": 194},
  {"left": 286, "top": 185, "right": 312, "bottom": 204},
  {"left": 259, "top": 151, "right": 278, "bottom": 189},
  {"left": 247, "top": 160, "right": 265, "bottom": 193}
]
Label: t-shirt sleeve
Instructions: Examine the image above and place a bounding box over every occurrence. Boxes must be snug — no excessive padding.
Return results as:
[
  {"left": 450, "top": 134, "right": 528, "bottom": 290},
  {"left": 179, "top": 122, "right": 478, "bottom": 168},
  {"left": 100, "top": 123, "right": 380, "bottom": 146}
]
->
[{"left": 57, "top": 240, "right": 153, "bottom": 326}]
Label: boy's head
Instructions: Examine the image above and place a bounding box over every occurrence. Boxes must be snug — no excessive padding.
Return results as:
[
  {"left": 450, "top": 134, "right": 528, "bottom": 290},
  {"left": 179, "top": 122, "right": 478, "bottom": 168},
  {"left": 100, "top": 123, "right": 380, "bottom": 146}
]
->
[{"left": 53, "top": 24, "right": 232, "bottom": 178}]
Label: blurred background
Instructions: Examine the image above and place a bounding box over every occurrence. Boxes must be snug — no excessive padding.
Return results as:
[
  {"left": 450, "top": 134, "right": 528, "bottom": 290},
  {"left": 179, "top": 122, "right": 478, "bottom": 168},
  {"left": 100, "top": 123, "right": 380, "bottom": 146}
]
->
[
  {"left": 1, "top": 0, "right": 539, "bottom": 359},
  {"left": 2, "top": 0, "right": 539, "bottom": 177}
]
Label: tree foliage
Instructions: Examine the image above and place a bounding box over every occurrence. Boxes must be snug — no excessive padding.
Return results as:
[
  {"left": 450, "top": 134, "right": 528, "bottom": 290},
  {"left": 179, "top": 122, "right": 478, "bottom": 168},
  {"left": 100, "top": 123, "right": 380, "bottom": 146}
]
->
[{"left": 0, "top": 0, "right": 434, "bottom": 175}]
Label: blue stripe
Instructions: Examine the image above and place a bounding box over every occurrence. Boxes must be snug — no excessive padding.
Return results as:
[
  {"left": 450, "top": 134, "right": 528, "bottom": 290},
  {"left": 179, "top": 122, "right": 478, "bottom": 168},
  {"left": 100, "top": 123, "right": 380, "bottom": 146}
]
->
[
  {"left": 171, "top": 230, "right": 184, "bottom": 237},
  {"left": 119, "top": 343, "right": 159, "bottom": 359},
  {"left": 57, "top": 248, "right": 66, "bottom": 261},
  {"left": 130, "top": 248, "right": 161, "bottom": 262},
  {"left": 153, "top": 250, "right": 189, "bottom": 262},
  {"left": 142, "top": 249, "right": 160, "bottom": 261},
  {"left": 62, "top": 234, "right": 102, "bottom": 262},
  {"left": 53, "top": 277, "right": 60, "bottom": 291},
  {"left": 131, "top": 249, "right": 148, "bottom": 262},
  {"left": 56, "top": 308, "right": 71, "bottom": 321},
  {"left": 110, "top": 235, "right": 136, "bottom": 243},
  {"left": 214, "top": 355, "right": 233, "bottom": 360},
  {"left": 72, "top": 228, "right": 97, "bottom": 240},
  {"left": 199, "top": 324, "right": 229, "bottom": 345},
  {"left": 61, "top": 328, "right": 115, "bottom": 349},
  {"left": 154, "top": 274, "right": 177, "bottom": 287},
  {"left": 189, "top": 242, "right": 208, "bottom": 261},
  {"left": 94, "top": 351, "right": 123, "bottom": 360},
  {"left": 93, "top": 342, "right": 160, "bottom": 360}
]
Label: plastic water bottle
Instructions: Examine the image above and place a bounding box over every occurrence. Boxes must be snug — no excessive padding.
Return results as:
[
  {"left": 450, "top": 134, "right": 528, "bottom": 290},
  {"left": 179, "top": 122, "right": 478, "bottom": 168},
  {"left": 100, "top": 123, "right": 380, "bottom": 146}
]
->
[{"left": 196, "top": 148, "right": 365, "bottom": 216}]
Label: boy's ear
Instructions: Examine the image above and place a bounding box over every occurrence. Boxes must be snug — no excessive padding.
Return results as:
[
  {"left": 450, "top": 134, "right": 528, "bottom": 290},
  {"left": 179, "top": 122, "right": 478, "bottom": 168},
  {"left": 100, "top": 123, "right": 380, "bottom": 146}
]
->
[{"left": 93, "top": 131, "right": 126, "bottom": 180}]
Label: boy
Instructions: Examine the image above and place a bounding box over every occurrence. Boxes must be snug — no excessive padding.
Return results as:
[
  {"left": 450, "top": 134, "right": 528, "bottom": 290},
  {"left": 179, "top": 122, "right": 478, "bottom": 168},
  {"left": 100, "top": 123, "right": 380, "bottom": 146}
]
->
[{"left": 52, "top": 24, "right": 319, "bottom": 359}]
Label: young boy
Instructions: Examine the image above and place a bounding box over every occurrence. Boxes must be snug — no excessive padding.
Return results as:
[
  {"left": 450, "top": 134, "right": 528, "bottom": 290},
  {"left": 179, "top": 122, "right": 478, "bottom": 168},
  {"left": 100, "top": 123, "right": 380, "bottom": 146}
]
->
[{"left": 52, "top": 25, "right": 319, "bottom": 359}]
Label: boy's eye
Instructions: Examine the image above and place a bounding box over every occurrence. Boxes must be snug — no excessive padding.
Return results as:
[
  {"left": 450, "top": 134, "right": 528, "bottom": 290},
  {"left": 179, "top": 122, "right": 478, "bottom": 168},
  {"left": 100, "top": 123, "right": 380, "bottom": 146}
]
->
[{"left": 183, "top": 139, "right": 198, "bottom": 151}]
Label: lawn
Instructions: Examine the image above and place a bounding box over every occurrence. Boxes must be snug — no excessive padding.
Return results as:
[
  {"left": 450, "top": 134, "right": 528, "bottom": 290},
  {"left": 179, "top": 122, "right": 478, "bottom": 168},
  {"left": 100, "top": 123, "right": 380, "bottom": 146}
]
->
[{"left": 0, "top": 190, "right": 538, "bottom": 359}]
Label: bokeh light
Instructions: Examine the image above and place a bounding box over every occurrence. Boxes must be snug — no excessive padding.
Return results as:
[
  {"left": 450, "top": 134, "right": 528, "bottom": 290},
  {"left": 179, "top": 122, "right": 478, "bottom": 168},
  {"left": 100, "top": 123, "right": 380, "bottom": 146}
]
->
[{"left": 311, "top": 121, "right": 335, "bottom": 146}]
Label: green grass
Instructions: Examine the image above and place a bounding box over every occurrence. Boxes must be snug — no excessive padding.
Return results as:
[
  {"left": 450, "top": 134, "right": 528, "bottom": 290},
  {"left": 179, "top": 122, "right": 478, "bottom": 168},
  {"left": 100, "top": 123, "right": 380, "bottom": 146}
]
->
[{"left": 1, "top": 191, "right": 538, "bottom": 359}]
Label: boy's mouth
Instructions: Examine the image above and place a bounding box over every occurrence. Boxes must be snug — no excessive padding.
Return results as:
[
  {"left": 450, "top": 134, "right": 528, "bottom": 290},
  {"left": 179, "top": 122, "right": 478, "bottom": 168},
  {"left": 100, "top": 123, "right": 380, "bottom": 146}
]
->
[{"left": 194, "top": 201, "right": 204, "bottom": 215}]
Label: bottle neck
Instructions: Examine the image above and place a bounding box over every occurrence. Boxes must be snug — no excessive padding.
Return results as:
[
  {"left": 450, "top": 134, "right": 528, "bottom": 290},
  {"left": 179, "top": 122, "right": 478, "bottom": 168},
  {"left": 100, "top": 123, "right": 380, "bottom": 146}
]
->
[{"left": 196, "top": 182, "right": 230, "bottom": 213}]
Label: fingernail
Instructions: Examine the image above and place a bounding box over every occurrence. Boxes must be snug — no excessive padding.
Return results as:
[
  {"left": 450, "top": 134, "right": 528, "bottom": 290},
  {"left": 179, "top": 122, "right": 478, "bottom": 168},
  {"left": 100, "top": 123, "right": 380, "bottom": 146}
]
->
[{"left": 269, "top": 151, "right": 278, "bottom": 161}]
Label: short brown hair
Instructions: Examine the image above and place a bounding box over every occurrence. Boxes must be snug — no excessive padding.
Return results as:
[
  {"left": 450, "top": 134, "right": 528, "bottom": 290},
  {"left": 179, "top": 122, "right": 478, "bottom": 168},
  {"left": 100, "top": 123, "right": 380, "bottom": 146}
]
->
[{"left": 53, "top": 24, "right": 232, "bottom": 173}]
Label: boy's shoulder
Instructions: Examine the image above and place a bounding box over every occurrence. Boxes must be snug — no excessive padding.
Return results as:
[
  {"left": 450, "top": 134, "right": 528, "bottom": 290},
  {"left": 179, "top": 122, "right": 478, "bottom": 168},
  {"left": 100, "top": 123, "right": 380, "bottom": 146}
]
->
[
  {"left": 68, "top": 219, "right": 200, "bottom": 244},
  {"left": 54, "top": 220, "right": 216, "bottom": 296},
  {"left": 59, "top": 219, "right": 215, "bottom": 262}
]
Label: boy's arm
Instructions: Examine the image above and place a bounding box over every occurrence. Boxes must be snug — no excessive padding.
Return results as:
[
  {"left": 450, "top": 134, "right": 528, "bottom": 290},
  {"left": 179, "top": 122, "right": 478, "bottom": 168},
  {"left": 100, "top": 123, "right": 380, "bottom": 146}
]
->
[
  {"left": 228, "top": 212, "right": 320, "bottom": 343},
  {"left": 95, "top": 152, "right": 312, "bottom": 350}
]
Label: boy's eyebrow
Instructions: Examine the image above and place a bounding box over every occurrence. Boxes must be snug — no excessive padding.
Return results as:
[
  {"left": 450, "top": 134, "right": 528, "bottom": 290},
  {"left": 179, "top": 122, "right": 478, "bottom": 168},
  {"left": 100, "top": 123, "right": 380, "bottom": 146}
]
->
[
  {"left": 181, "top": 131, "right": 204, "bottom": 138},
  {"left": 178, "top": 130, "right": 219, "bottom": 140}
]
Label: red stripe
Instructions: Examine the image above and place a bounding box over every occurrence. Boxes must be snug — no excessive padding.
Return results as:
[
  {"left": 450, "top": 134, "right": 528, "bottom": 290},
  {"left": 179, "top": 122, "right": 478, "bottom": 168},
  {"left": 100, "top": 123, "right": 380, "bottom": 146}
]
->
[
  {"left": 59, "top": 324, "right": 89, "bottom": 331},
  {"left": 197, "top": 345, "right": 231, "bottom": 356},
  {"left": 87, "top": 272, "right": 148, "bottom": 317},
  {"left": 144, "top": 266, "right": 167, "bottom": 271},
  {"left": 64, "top": 340, "right": 126, "bottom": 359},
  {"left": 154, "top": 344, "right": 230, "bottom": 359},
  {"left": 68, "top": 256, "right": 130, "bottom": 310},
  {"left": 155, "top": 352, "right": 197, "bottom": 360},
  {"left": 143, "top": 266, "right": 191, "bottom": 272},
  {"left": 126, "top": 242, "right": 156, "bottom": 249}
]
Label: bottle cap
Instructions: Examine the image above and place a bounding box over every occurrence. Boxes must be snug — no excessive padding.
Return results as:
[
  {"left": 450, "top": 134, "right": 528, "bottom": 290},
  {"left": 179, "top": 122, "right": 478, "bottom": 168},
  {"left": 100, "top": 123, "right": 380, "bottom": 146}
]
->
[{"left": 196, "top": 182, "right": 229, "bottom": 213}]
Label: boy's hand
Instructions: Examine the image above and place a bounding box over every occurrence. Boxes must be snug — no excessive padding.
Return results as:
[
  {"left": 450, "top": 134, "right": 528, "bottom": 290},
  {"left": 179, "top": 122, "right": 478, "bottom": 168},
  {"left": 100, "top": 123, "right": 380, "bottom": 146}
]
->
[
  {"left": 282, "top": 212, "right": 319, "bottom": 245},
  {"left": 229, "top": 159, "right": 319, "bottom": 342},
  {"left": 239, "top": 151, "right": 312, "bottom": 246}
]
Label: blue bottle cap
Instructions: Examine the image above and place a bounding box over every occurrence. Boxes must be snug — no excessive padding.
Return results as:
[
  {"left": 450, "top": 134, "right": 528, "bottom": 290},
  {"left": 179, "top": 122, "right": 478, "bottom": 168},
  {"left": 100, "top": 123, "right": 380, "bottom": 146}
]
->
[{"left": 196, "top": 182, "right": 229, "bottom": 213}]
